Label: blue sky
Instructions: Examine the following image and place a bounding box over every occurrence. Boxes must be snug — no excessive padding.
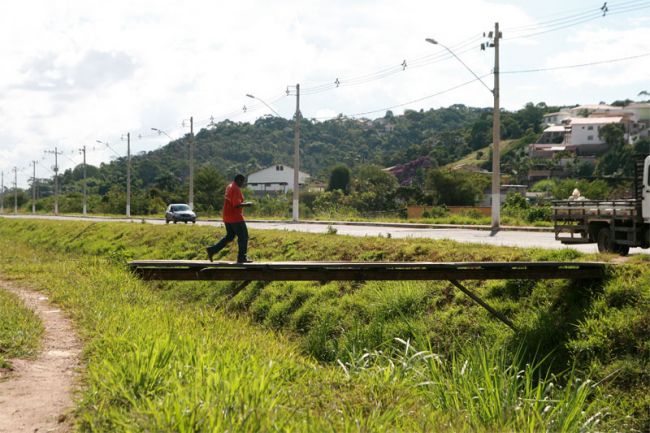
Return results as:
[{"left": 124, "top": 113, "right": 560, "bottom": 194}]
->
[{"left": 1, "top": 0, "right": 648, "bottom": 187}]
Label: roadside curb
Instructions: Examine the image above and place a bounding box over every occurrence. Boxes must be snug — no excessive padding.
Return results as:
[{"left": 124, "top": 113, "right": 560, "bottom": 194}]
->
[{"left": 0, "top": 214, "right": 554, "bottom": 233}]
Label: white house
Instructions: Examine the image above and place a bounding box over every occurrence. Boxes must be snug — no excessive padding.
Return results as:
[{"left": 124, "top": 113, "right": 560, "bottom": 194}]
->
[
  {"left": 567, "top": 104, "right": 623, "bottom": 117},
  {"left": 247, "top": 165, "right": 310, "bottom": 194},
  {"left": 542, "top": 110, "right": 570, "bottom": 126},
  {"left": 530, "top": 116, "right": 624, "bottom": 157},
  {"left": 568, "top": 117, "right": 624, "bottom": 150}
]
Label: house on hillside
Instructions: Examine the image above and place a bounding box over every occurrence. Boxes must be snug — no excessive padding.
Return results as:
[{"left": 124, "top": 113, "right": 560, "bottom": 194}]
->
[
  {"left": 247, "top": 165, "right": 310, "bottom": 195},
  {"left": 567, "top": 104, "right": 624, "bottom": 117},
  {"left": 530, "top": 116, "right": 625, "bottom": 157},
  {"left": 542, "top": 110, "right": 570, "bottom": 126}
]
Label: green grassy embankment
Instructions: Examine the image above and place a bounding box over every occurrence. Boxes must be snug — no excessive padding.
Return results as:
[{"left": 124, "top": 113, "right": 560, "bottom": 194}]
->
[
  {"left": 0, "top": 287, "right": 43, "bottom": 369},
  {"left": 0, "top": 218, "right": 648, "bottom": 431}
]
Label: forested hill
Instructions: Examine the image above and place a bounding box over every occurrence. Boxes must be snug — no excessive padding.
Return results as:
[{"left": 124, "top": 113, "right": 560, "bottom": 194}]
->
[
  {"left": 149, "top": 103, "right": 549, "bottom": 179},
  {"left": 62, "top": 102, "right": 552, "bottom": 195}
]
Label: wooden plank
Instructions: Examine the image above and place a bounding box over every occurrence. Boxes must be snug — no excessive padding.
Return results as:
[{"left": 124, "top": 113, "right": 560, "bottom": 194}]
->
[
  {"left": 129, "top": 260, "right": 604, "bottom": 270},
  {"left": 131, "top": 262, "right": 606, "bottom": 281}
]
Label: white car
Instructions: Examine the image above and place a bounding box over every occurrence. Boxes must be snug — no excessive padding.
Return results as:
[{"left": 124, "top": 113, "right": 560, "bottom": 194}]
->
[{"left": 165, "top": 204, "right": 196, "bottom": 224}]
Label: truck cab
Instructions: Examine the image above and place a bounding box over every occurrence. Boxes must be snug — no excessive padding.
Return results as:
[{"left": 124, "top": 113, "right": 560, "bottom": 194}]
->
[{"left": 641, "top": 155, "right": 650, "bottom": 224}]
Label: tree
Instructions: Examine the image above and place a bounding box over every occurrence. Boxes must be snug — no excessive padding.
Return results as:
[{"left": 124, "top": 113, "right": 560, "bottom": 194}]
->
[
  {"left": 596, "top": 124, "right": 633, "bottom": 176},
  {"left": 598, "top": 123, "right": 625, "bottom": 147},
  {"left": 327, "top": 164, "right": 351, "bottom": 193},
  {"left": 350, "top": 164, "right": 399, "bottom": 211},
  {"left": 194, "top": 165, "right": 227, "bottom": 212},
  {"left": 425, "top": 169, "right": 489, "bottom": 206}
]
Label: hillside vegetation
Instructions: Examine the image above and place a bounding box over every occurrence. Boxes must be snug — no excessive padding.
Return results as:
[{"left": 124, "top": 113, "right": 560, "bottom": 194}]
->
[
  {"left": 8, "top": 103, "right": 553, "bottom": 214},
  {"left": 0, "top": 218, "right": 648, "bottom": 431}
]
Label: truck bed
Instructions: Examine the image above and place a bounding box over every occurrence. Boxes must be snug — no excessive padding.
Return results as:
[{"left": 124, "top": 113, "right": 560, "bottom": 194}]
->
[{"left": 553, "top": 199, "right": 642, "bottom": 244}]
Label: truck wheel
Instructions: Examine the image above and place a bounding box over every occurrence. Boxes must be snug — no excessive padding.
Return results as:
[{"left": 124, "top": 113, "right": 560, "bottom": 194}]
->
[
  {"left": 597, "top": 227, "right": 615, "bottom": 253},
  {"left": 615, "top": 244, "right": 630, "bottom": 256}
]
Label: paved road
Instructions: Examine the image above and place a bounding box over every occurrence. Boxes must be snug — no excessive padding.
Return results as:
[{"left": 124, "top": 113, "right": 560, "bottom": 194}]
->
[{"left": 1, "top": 214, "right": 646, "bottom": 255}]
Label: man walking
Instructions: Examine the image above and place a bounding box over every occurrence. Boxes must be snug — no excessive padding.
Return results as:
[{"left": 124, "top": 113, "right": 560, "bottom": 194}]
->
[{"left": 206, "top": 174, "right": 253, "bottom": 263}]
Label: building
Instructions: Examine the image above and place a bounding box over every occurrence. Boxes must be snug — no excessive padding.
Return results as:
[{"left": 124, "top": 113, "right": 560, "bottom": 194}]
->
[
  {"left": 530, "top": 116, "right": 625, "bottom": 157},
  {"left": 247, "top": 165, "right": 310, "bottom": 194},
  {"left": 567, "top": 104, "right": 624, "bottom": 117},
  {"left": 542, "top": 110, "right": 570, "bottom": 126}
]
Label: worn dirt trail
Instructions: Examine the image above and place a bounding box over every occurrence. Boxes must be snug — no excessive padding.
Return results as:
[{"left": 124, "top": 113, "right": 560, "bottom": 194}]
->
[{"left": 0, "top": 280, "right": 82, "bottom": 433}]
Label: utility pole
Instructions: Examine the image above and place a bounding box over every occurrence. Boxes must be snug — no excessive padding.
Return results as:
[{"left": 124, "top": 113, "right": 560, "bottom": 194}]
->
[
  {"left": 32, "top": 161, "right": 37, "bottom": 214},
  {"left": 490, "top": 22, "right": 501, "bottom": 230},
  {"left": 292, "top": 83, "right": 301, "bottom": 222},
  {"left": 45, "top": 147, "right": 62, "bottom": 215},
  {"left": 13, "top": 166, "right": 18, "bottom": 214},
  {"left": 189, "top": 116, "right": 194, "bottom": 209},
  {"left": 1, "top": 171, "right": 4, "bottom": 214},
  {"left": 126, "top": 133, "right": 131, "bottom": 217},
  {"left": 80, "top": 145, "right": 87, "bottom": 215}
]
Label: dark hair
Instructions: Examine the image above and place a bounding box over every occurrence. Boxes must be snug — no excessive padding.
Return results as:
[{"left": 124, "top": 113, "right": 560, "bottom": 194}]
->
[{"left": 234, "top": 174, "right": 246, "bottom": 182}]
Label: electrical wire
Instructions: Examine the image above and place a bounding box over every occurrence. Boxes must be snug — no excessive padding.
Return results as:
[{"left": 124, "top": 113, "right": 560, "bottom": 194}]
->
[
  {"left": 503, "top": 0, "right": 648, "bottom": 32},
  {"left": 313, "top": 74, "right": 491, "bottom": 121},
  {"left": 505, "top": 2, "right": 650, "bottom": 40},
  {"left": 501, "top": 51, "right": 650, "bottom": 74}
]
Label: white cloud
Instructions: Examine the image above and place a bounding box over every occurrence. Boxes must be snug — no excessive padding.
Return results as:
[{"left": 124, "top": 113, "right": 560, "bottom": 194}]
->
[{"left": 1, "top": 0, "right": 649, "bottom": 186}]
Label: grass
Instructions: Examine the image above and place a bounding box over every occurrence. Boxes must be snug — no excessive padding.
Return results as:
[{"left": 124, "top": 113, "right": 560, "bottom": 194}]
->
[
  {"left": 0, "top": 218, "right": 648, "bottom": 431},
  {"left": 0, "top": 288, "right": 43, "bottom": 369}
]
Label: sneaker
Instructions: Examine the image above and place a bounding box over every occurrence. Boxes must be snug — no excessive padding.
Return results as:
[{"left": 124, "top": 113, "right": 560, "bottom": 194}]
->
[
  {"left": 237, "top": 257, "right": 253, "bottom": 263},
  {"left": 206, "top": 248, "right": 214, "bottom": 262}
]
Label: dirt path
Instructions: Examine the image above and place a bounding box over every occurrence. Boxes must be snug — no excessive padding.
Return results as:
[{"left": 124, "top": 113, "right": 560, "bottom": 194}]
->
[{"left": 0, "top": 280, "right": 82, "bottom": 433}]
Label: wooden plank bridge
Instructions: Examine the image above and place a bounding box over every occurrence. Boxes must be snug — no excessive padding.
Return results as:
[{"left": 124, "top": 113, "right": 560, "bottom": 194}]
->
[{"left": 128, "top": 260, "right": 607, "bottom": 331}]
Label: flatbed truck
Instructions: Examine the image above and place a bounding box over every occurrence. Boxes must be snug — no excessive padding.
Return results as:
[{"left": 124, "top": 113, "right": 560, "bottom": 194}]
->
[{"left": 552, "top": 155, "right": 650, "bottom": 255}]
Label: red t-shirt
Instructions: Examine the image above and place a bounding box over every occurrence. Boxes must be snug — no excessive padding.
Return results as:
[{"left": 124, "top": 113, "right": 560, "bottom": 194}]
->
[{"left": 222, "top": 182, "right": 245, "bottom": 223}]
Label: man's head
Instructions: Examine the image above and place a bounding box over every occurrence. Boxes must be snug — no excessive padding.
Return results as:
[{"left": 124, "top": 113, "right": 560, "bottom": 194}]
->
[{"left": 234, "top": 174, "right": 246, "bottom": 187}]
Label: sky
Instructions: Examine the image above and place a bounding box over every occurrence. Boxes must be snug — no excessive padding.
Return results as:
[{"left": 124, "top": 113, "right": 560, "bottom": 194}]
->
[{"left": 1, "top": 0, "right": 649, "bottom": 188}]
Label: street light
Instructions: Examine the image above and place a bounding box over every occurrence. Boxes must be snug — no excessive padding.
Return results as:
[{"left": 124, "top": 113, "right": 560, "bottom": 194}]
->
[
  {"left": 426, "top": 34, "right": 501, "bottom": 230},
  {"left": 248, "top": 90, "right": 302, "bottom": 222},
  {"left": 246, "top": 94, "right": 282, "bottom": 117},
  {"left": 425, "top": 39, "right": 492, "bottom": 94},
  {"left": 151, "top": 127, "right": 172, "bottom": 140}
]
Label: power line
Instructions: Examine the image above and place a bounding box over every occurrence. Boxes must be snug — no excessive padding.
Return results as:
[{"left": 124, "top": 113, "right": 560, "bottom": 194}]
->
[
  {"left": 503, "top": 0, "right": 647, "bottom": 32},
  {"left": 501, "top": 51, "right": 650, "bottom": 74},
  {"left": 314, "top": 74, "right": 490, "bottom": 121},
  {"left": 505, "top": 2, "right": 650, "bottom": 40}
]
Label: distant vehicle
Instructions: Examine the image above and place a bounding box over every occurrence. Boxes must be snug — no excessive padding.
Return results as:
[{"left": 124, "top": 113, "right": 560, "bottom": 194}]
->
[
  {"left": 165, "top": 204, "right": 196, "bottom": 224},
  {"left": 553, "top": 154, "right": 650, "bottom": 255}
]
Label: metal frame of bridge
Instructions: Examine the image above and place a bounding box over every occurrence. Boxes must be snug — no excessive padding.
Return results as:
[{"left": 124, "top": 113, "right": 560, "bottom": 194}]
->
[{"left": 128, "top": 260, "right": 607, "bottom": 331}]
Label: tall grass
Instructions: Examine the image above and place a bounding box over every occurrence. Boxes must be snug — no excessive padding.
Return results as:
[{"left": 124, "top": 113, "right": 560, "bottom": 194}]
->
[
  {"left": 341, "top": 339, "right": 607, "bottom": 432},
  {"left": 0, "top": 218, "right": 647, "bottom": 431},
  {"left": 0, "top": 289, "right": 43, "bottom": 368}
]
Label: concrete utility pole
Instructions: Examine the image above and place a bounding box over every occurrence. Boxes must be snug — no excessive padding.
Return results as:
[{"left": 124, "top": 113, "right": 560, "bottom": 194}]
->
[
  {"left": 126, "top": 133, "right": 131, "bottom": 217},
  {"left": 425, "top": 30, "right": 501, "bottom": 228},
  {"left": 490, "top": 22, "right": 502, "bottom": 230},
  {"left": 1, "top": 171, "right": 4, "bottom": 214},
  {"left": 189, "top": 117, "right": 194, "bottom": 209},
  {"left": 80, "top": 145, "right": 87, "bottom": 215},
  {"left": 293, "top": 83, "right": 301, "bottom": 222},
  {"left": 13, "top": 166, "right": 18, "bottom": 214},
  {"left": 45, "top": 147, "right": 63, "bottom": 215},
  {"left": 32, "top": 161, "right": 37, "bottom": 214}
]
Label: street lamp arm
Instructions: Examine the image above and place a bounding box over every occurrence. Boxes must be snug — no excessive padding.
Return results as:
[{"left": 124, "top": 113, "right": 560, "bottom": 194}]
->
[
  {"left": 246, "top": 94, "right": 282, "bottom": 117},
  {"left": 425, "top": 38, "right": 493, "bottom": 94},
  {"left": 151, "top": 127, "right": 172, "bottom": 140}
]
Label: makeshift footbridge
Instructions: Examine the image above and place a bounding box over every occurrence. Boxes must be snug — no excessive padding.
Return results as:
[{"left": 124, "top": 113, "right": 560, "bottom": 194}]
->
[{"left": 128, "top": 260, "right": 608, "bottom": 331}]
